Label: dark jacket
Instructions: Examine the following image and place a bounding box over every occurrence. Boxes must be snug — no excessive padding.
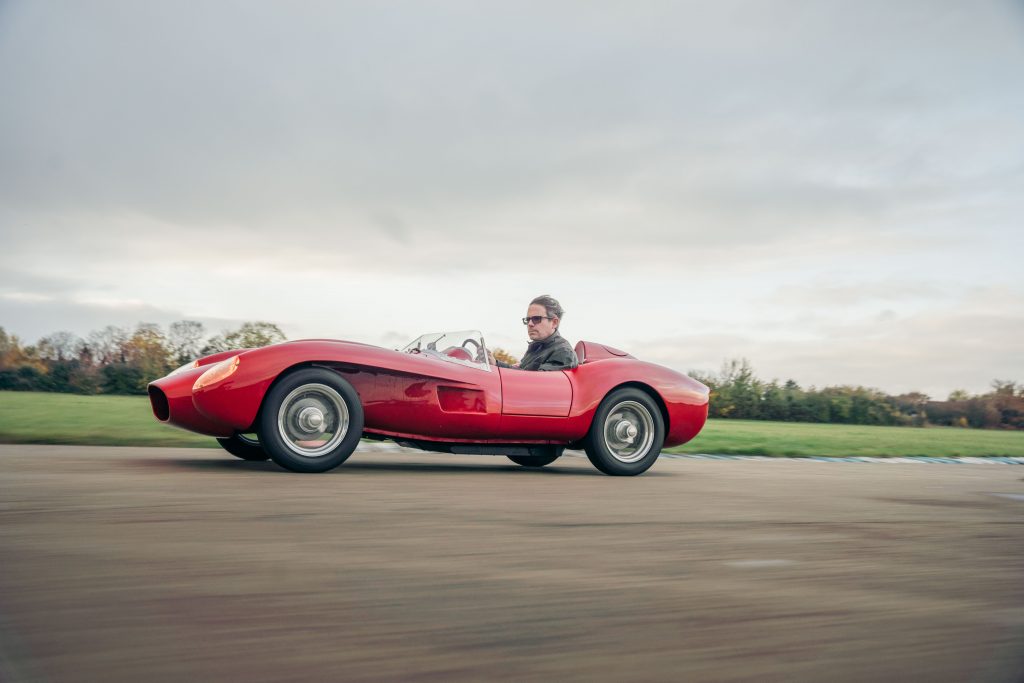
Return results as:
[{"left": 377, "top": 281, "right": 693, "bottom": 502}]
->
[{"left": 499, "top": 330, "right": 579, "bottom": 371}]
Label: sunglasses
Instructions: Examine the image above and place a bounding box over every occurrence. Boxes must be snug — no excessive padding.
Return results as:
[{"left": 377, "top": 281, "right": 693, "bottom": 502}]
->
[{"left": 522, "top": 316, "right": 553, "bottom": 325}]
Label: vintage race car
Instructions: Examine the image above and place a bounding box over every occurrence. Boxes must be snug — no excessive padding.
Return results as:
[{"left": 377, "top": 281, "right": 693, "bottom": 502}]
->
[{"left": 147, "top": 330, "right": 709, "bottom": 475}]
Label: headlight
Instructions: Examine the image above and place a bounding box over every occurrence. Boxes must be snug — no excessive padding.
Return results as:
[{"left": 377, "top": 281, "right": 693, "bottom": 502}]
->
[{"left": 193, "top": 356, "right": 240, "bottom": 391}]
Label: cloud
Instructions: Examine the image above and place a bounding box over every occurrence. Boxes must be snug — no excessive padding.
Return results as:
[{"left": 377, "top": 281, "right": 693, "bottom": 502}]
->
[
  {"left": 2, "top": 2, "right": 1021, "bottom": 243},
  {"left": 761, "top": 280, "right": 949, "bottom": 308},
  {"left": 0, "top": 294, "right": 249, "bottom": 346},
  {"left": 0, "top": 1, "right": 1021, "bottom": 395},
  {"left": 636, "top": 289, "right": 1024, "bottom": 396},
  {"left": 0, "top": 269, "right": 104, "bottom": 298}
]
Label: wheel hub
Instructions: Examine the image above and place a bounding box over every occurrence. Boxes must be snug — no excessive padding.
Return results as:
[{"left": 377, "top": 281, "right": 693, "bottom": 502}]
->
[
  {"left": 297, "top": 406, "right": 325, "bottom": 433},
  {"left": 614, "top": 419, "right": 638, "bottom": 442}
]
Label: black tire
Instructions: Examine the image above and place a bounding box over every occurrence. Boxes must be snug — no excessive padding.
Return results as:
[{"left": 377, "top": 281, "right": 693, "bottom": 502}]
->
[
  {"left": 507, "top": 447, "right": 563, "bottom": 468},
  {"left": 258, "top": 368, "right": 364, "bottom": 473},
  {"left": 584, "top": 388, "right": 665, "bottom": 476},
  {"left": 216, "top": 433, "right": 269, "bottom": 461}
]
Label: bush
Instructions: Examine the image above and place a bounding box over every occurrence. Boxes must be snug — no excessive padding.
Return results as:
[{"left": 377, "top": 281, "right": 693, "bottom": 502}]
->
[{"left": 101, "top": 364, "right": 147, "bottom": 395}]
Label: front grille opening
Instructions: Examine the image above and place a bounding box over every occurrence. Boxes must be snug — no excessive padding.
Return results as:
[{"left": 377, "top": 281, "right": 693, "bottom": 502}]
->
[{"left": 149, "top": 386, "right": 169, "bottom": 421}]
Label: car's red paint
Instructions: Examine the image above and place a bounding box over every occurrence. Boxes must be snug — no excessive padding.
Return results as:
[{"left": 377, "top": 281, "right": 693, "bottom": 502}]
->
[
  {"left": 148, "top": 336, "right": 709, "bottom": 450},
  {"left": 443, "top": 347, "right": 474, "bottom": 362},
  {"left": 575, "top": 341, "right": 633, "bottom": 362},
  {"left": 148, "top": 365, "right": 235, "bottom": 437},
  {"left": 499, "top": 368, "right": 572, "bottom": 417}
]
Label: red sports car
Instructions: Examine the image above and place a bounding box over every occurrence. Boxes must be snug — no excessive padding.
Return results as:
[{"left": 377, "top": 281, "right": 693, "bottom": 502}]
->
[{"left": 147, "top": 330, "right": 709, "bottom": 475}]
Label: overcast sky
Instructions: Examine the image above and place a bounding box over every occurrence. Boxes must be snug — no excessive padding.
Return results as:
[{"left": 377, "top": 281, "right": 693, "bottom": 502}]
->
[{"left": 1, "top": 1, "right": 1022, "bottom": 397}]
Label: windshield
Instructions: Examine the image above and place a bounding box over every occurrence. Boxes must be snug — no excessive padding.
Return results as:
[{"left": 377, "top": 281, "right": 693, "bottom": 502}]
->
[{"left": 402, "top": 330, "right": 491, "bottom": 371}]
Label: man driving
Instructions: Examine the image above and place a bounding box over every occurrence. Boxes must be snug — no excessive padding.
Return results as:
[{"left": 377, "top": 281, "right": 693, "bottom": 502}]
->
[{"left": 497, "top": 295, "right": 579, "bottom": 371}]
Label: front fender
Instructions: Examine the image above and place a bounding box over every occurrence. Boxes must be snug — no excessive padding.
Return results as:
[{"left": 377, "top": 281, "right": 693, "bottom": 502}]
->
[{"left": 191, "top": 350, "right": 290, "bottom": 431}]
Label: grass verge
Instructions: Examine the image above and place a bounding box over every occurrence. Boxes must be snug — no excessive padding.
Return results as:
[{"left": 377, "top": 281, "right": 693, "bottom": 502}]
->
[
  {"left": 0, "top": 391, "right": 217, "bottom": 448},
  {"left": 665, "top": 418, "right": 1024, "bottom": 458},
  {"left": 1, "top": 391, "right": 1023, "bottom": 457}
]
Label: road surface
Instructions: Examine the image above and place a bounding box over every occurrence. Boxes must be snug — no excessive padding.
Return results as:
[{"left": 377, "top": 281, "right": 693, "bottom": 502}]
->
[{"left": 1, "top": 445, "right": 1023, "bottom": 682}]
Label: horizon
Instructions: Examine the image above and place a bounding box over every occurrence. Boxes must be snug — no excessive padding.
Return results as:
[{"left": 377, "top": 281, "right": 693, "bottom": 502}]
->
[{"left": 0, "top": 316, "right": 1013, "bottom": 401}]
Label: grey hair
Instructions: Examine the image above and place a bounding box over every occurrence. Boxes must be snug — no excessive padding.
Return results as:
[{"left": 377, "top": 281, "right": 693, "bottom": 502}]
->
[{"left": 530, "top": 295, "right": 564, "bottom": 321}]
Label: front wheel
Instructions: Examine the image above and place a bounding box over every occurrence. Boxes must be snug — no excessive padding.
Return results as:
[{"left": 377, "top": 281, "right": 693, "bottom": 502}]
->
[
  {"left": 258, "top": 368, "right": 364, "bottom": 473},
  {"left": 584, "top": 388, "right": 664, "bottom": 476},
  {"left": 216, "top": 433, "right": 269, "bottom": 461}
]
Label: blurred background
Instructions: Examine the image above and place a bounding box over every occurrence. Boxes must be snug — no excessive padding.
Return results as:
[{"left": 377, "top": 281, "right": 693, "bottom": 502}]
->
[{"left": 1, "top": 1, "right": 1022, "bottom": 398}]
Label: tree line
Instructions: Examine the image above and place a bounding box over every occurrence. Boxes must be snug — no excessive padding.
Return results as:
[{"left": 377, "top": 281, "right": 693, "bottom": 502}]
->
[
  {"left": 0, "top": 322, "right": 286, "bottom": 395},
  {"left": 1, "top": 323, "right": 1021, "bottom": 429},
  {"left": 689, "top": 359, "right": 1024, "bottom": 430}
]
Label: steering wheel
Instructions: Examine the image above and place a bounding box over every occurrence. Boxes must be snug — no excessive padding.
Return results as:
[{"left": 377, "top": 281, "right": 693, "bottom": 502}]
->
[{"left": 462, "top": 338, "right": 485, "bottom": 362}]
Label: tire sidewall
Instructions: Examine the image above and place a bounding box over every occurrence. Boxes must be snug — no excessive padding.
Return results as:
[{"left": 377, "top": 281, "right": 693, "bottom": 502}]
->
[
  {"left": 585, "top": 388, "right": 664, "bottom": 476},
  {"left": 259, "top": 367, "right": 364, "bottom": 473}
]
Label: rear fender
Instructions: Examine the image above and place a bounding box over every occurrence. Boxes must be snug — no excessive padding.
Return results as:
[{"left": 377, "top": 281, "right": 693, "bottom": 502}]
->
[{"left": 564, "top": 359, "right": 709, "bottom": 448}]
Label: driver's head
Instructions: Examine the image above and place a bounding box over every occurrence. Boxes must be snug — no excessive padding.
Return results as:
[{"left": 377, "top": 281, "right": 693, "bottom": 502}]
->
[{"left": 524, "top": 295, "right": 564, "bottom": 342}]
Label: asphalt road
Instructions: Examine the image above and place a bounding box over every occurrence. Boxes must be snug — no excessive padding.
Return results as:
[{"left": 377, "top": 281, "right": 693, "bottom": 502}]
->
[{"left": 1, "top": 445, "right": 1023, "bottom": 683}]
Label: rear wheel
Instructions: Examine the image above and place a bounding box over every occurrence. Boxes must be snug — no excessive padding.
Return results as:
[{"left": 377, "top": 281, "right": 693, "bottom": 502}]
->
[
  {"left": 216, "top": 433, "right": 269, "bottom": 461},
  {"left": 258, "top": 368, "right": 364, "bottom": 473},
  {"left": 507, "top": 447, "right": 563, "bottom": 468},
  {"left": 584, "top": 388, "right": 664, "bottom": 476}
]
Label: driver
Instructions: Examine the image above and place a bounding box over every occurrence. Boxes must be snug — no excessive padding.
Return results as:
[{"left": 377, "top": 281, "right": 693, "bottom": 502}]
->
[{"left": 496, "top": 295, "right": 579, "bottom": 371}]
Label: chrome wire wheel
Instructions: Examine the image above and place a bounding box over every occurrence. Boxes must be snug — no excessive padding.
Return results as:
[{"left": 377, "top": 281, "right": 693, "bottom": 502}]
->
[
  {"left": 602, "top": 400, "right": 655, "bottom": 463},
  {"left": 276, "top": 383, "right": 349, "bottom": 458}
]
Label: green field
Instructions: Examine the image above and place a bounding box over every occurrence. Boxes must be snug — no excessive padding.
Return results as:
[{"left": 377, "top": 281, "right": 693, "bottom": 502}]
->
[
  {"left": 0, "top": 391, "right": 217, "bottom": 448},
  {"left": 663, "top": 419, "right": 1024, "bottom": 458},
  {"left": 1, "top": 391, "right": 1023, "bottom": 457}
]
